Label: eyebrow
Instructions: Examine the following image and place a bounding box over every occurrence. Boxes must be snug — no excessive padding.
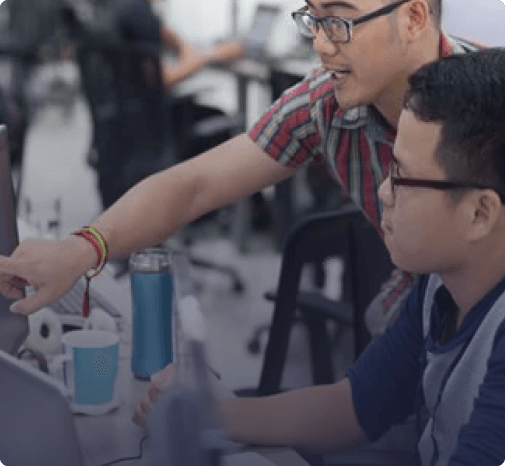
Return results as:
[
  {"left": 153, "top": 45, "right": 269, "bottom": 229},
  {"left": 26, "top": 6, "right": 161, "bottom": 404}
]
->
[{"left": 305, "top": 0, "right": 359, "bottom": 11}]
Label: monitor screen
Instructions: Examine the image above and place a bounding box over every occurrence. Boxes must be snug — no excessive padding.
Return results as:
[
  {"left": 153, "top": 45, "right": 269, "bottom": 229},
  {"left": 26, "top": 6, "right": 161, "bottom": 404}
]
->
[
  {"left": 243, "top": 4, "right": 281, "bottom": 56},
  {"left": 0, "top": 125, "right": 28, "bottom": 355}
]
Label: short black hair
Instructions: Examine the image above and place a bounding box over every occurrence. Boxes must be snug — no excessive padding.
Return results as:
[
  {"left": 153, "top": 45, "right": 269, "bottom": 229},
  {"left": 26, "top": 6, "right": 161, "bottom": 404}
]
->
[{"left": 404, "top": 48, "right": 505, "bottom": 202}]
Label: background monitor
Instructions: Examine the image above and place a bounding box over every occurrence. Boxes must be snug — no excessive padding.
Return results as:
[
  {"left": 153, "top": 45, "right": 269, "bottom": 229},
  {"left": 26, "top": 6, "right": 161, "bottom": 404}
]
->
[{"left": 0, "top": 125, "right": 28, "bottom": 355}]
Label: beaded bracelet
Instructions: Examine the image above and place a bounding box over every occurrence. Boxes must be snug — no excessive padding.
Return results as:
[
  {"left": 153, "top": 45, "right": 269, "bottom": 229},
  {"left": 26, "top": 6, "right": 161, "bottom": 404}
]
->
[{"left": 72, "top": 226, "right": 109, "bottom": 318}]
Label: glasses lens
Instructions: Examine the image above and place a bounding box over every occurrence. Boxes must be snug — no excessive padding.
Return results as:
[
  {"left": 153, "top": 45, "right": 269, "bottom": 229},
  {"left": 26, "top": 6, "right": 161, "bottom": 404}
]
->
[
  {"left": 294, "top": 12, "right": 317, "bottom": 38},
  {"left": 322, "top": 17, "right": 349, "bottom": 42}
]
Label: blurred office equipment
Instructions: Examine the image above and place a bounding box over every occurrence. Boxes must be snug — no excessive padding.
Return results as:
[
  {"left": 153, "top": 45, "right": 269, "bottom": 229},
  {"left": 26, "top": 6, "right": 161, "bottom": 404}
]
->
[
  {"left": 5, "top": 0, "right": 79, "bottom": 116},
  {"left": 149, "top": 294, "right": 227, "bottom": 466},
  {"left": 238, "top": 3, "right": 281, "bottom": 59},
  {"left": 61, "top": 0, "right": 244, "bottom": 209},
  {"left": 0, "top": 126, "right": 28, "bottom": 355},
  {"left": 60, "top": 2, "right": 246, "bottom": 291},
  {"left": 246, "top": 204, "right": 394, "bottom": 396}
]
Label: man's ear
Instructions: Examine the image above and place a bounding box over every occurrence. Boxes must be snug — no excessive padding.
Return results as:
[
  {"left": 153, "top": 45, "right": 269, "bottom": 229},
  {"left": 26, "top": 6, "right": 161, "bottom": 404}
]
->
[
  {"left": 399, "top": 0, "right": 432, "bottom": 40},
  {"left": 466, "top": 190, "right": 502, "bottom": 241}
]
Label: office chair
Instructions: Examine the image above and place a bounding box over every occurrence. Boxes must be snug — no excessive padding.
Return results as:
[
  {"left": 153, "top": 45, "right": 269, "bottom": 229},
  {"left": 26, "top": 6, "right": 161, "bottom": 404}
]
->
[
  {"left": 61, "top": 6, "right": 246, "bottom": 292},
  {"left": 249, "top": 203, "right": 395, "bottom": 397}
]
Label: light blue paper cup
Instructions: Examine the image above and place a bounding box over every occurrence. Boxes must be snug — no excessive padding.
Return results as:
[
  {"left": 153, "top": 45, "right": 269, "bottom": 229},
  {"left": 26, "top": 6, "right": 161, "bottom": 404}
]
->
[{"left": 52, "top": 330, "right": 120, "bottom": 415}]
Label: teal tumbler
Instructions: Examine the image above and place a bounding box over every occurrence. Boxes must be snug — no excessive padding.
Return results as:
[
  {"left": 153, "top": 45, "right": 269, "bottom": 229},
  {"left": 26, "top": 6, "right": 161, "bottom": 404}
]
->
[{"left": 130, "top": 248, "right": 174, "bottom": 380}]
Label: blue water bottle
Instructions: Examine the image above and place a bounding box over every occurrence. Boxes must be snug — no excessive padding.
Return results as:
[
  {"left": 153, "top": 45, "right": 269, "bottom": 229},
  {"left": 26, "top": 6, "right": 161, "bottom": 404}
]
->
[{"left": 129, "top": 247, "right": 174, "bottom": 380}]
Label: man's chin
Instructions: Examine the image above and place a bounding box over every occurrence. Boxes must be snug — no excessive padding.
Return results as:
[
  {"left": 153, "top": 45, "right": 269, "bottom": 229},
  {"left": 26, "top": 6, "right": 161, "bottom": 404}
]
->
[{"left": 333, "top": 90, "right": 368, "bottom": 112}]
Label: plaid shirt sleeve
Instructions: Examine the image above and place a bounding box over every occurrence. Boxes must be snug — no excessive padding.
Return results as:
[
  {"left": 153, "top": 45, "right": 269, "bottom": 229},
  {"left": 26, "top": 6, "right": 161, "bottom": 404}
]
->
[
  {"left": 365, "top": 269, "right": 419, "bottom": 337},
  {"left": 248, "top": 68, "right": 332, "bottom": 169}
]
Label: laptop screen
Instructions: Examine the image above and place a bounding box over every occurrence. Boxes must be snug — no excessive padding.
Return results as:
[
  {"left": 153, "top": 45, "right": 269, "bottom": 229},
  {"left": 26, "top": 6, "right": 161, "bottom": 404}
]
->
[
  {"left": 243, "top": 3, "right": 281, "bottom": 58},
  {"left": 0, "top": 125, "right": 28, "bottom": 355}
]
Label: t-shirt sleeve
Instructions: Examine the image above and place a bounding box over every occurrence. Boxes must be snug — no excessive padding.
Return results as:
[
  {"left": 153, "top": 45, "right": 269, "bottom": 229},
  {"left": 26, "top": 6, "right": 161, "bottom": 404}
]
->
[
  {"left": 346, "top": 276, "right": 428, "bottom": 442},
  {"left": 248, "top": 69, "right": 330, "bottom": 169},
  {"left": 448, "top": 321, "right": 505, "bottom": 465}
]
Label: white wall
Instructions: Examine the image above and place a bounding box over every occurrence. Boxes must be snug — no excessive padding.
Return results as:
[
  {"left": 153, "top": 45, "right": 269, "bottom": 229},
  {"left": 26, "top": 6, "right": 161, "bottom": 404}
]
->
[
  {"left": 442, "top": 0, "right": 505, "bottom": 46},
  {"left": 158, "top": 0, "right": 505, "bottom": 48}
]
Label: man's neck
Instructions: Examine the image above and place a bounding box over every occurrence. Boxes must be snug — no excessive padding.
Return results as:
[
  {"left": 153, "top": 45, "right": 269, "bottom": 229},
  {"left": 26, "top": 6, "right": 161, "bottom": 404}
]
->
[
  {"left": 441, "top": 247, "right": 505, "bottom": 329},
  {"left": 373, "top": 31, "right": 442, "bottom": 129}
]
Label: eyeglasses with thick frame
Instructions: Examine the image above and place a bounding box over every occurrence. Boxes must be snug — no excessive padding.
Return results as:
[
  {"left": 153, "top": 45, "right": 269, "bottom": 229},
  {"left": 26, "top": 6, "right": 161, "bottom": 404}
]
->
[
  {"left": 387, "top": 159, "right": 505, "bottom": 203},
  {"left": 291, "top": 0, "right": 412, "bottom": 44}
]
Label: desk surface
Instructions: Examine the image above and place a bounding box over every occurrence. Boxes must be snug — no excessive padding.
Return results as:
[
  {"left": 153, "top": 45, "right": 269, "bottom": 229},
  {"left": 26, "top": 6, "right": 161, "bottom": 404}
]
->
[{"left": 73, "top": 328, "right": 309, "bottom": 466}]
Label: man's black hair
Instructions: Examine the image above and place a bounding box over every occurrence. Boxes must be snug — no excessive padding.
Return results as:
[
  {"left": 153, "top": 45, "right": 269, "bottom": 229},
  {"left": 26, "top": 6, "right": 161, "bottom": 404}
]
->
[{"left": 404, "top": 48, "right": 505, "bottom": 202}]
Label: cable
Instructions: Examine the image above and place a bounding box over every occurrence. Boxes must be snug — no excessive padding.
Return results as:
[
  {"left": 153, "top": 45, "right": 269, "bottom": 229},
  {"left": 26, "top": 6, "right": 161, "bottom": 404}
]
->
[{"left": 100, "top": 435, "right": 149, "bottom": 466}]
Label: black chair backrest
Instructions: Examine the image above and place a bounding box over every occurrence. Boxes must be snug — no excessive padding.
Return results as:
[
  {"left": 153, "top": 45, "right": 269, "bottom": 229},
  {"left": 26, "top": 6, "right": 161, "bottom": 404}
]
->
[
  {"left": 61, "top": 1, "right": 178, "bottom": 206},
  {"left": 257, "top": 204, "right": 395, "bottom": 396}
]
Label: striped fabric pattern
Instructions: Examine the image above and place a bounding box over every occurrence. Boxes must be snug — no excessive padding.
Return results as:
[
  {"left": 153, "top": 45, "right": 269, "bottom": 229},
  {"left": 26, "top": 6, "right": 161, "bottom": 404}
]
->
[{"left": 249, "top": 33, "right": 477, "bottom": 323}]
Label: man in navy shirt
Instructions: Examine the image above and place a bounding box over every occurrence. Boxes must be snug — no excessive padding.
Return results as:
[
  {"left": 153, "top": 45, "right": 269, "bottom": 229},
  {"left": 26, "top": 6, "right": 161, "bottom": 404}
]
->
[{"left": 133, "top": 49, "right": 505, "bottom": 465}]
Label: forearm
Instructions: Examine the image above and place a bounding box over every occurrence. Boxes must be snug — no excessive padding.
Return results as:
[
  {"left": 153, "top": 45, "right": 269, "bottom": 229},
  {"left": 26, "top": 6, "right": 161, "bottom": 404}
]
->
[
  {"left": 220, "top": 379, "right": 365, "bottom": 452},
  {"left": 89, "top": 134, "right": 291, "bottom": 260},
  {"left": 90, "top": 156, "right": 206, "bottom": 259}
]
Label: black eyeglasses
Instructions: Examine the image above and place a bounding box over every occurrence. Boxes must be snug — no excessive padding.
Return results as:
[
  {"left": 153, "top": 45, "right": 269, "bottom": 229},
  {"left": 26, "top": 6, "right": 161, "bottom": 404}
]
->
[
  {"left": 388, "top": 159, "right": 505, "bottom": 203},
  {"left": 291, "top": 0, "right": 411, "bottom": 44}
]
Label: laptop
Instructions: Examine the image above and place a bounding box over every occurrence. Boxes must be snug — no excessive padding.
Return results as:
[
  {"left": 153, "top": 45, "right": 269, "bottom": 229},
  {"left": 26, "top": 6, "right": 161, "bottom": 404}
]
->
[
  {"left": 242, "top": 3, "right": 281, "bottom": 59},
  {"left": 211, "top": 3, "right": 278, "bottom": 62},
  {"left": 0, "top": 349, "right": 83, "bottom": 466},
  {"left": 0, "top": 125, "right": 28, "bottom": 355},
  {"left": 0, "top": 125, "right": 81, "bottom": 466}
]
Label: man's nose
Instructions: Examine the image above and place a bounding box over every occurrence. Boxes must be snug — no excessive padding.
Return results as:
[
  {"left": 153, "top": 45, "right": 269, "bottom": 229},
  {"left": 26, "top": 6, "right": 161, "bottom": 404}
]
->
[
  {"left": 378, "top": 176, "right": 394, "bottom": 208},
  {"left": 312, "top": 27, "right": 339, "bottom": 57}
]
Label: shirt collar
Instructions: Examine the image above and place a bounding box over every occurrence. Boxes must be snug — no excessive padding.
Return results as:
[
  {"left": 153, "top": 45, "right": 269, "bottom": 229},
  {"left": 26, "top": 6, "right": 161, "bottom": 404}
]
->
[
  {"left": 332, "top": 31, "right": 454, "bottom": 139},
  {"left": 429, "top": 272, "right": 505, "bottom": 351}
]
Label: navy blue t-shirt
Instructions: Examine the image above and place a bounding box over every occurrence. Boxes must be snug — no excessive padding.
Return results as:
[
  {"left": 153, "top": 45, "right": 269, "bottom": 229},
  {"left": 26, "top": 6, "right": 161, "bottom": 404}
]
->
[{"left": 347, "top": 274, "right": 505, "bottom": 465}]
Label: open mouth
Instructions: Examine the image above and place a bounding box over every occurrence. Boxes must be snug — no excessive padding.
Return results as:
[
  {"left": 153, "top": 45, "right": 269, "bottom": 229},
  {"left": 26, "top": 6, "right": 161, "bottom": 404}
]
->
[{"left": 329, "top": 69, "right": 352, "bottom": 85}]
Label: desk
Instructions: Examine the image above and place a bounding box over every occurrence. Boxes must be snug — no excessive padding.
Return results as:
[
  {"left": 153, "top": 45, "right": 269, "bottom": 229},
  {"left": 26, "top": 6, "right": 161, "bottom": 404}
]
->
[{"left": 73, "top": 322, "right": 309, "bottom": 466}]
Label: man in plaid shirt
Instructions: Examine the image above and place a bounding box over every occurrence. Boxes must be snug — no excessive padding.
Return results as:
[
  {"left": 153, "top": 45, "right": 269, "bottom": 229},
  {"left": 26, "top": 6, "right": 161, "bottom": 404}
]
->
[
  {"left": 0, "top": 1, "right": 481, "bottom": 332},
  {"left": 249, "top": 19, "right": 479, "bottom": 337}
]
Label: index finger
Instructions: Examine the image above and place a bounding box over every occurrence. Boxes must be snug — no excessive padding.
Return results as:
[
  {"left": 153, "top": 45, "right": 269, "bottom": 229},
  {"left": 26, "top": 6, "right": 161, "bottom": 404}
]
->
[{"left": 0, "top": 255, "right": 27, "bottom": 279}]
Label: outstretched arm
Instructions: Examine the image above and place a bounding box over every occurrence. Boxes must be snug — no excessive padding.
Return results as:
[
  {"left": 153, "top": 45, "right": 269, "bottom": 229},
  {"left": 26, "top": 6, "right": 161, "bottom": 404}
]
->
[{"left": 0, "top": 135, "right": 294, "bottom": 314}]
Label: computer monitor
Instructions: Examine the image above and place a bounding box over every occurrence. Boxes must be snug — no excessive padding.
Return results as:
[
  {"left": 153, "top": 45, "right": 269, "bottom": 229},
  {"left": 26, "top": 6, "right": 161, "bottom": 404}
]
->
[
  {"left": 242, "top": 3, "right": 281, "bottom": 58},
  {"left": 0, "top": 125, "right": 28, "bottom": 355},
  {"left": 0, "top": 348, "right": 83, "bottom": 466}
]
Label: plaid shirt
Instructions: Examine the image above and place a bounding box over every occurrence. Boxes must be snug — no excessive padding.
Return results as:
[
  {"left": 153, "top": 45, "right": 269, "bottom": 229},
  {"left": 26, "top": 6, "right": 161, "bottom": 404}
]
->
[{"left": 249, "top": 34, "right": 478, "bottom": 327}]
